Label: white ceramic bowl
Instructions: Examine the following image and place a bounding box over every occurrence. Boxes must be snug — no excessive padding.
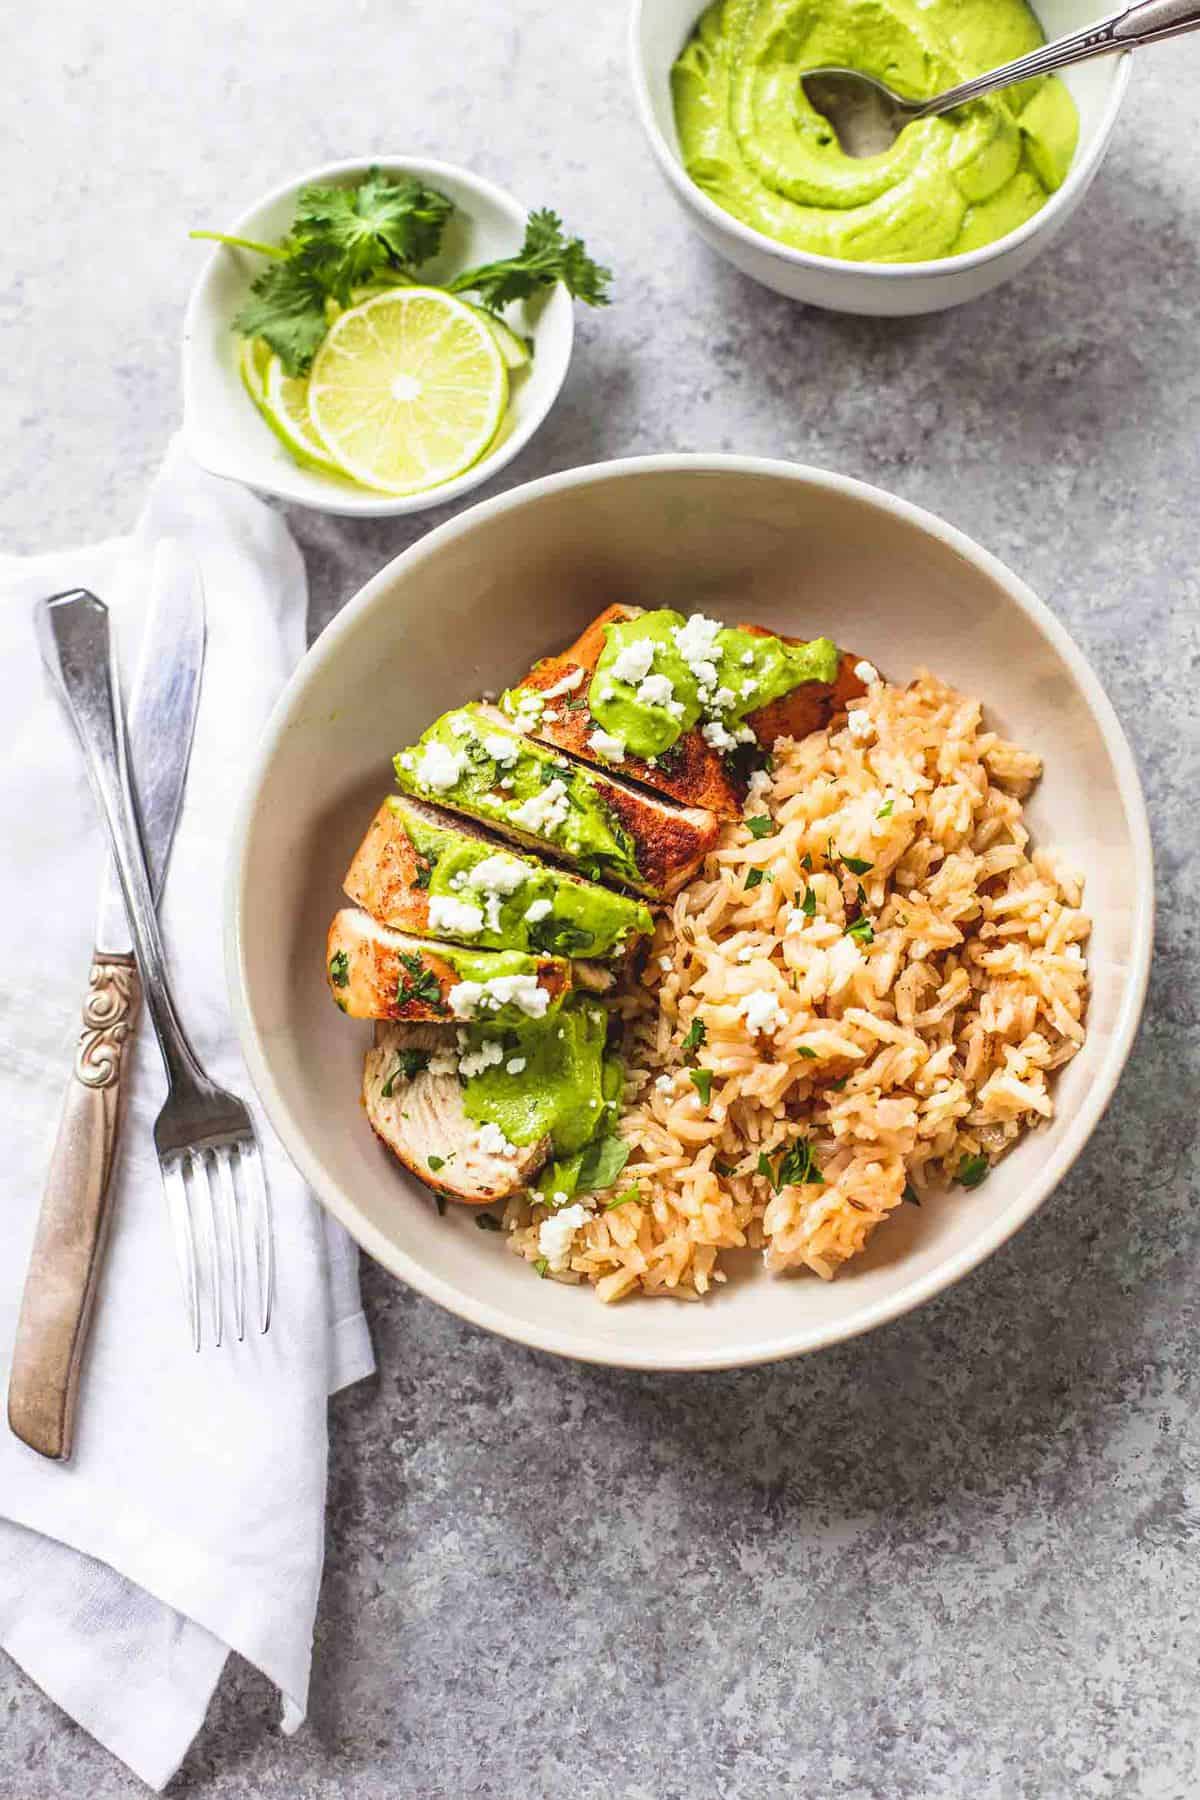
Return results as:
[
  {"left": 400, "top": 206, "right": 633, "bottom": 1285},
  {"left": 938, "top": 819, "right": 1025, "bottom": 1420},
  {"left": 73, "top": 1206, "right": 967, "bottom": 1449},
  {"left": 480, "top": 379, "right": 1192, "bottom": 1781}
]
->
[
  {"left": 630, "top": 0, "right": 1131, "bottom": 315},
  {"left": 182, "top": 156, "right": 574, "bottom": 517},
  {"left": 227, "top": 456, "right": 1152, "bottom": 1370}
]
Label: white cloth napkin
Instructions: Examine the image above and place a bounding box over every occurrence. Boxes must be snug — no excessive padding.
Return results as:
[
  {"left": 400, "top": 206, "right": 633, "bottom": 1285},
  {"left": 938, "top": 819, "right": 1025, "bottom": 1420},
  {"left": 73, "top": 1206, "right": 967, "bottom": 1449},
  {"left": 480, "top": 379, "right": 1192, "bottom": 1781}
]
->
[{"left": 0, "top": 440, "right": 374, "bottom": 1791}]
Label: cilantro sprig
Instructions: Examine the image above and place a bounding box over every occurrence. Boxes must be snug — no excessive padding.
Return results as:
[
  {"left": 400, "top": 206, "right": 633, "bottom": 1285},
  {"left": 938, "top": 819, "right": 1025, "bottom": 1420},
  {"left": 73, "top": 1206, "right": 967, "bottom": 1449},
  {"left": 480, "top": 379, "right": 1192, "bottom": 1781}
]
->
[{"left": 194, "top": 171, "right": 612, "bottom": 375}]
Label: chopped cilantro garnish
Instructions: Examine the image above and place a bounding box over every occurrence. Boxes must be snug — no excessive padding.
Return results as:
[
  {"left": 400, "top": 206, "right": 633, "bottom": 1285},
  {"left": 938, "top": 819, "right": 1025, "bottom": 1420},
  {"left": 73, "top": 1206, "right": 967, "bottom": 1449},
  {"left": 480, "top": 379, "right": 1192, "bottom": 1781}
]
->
[
  {"left": 801, "top": 886, "right": 817, "bottom": 917},
  {"left": 604, "top": 1186, "right": 641, "bottom": 1211},
  {"left": 328, "top": 950, "right": 350, "bottom": 988},
  {"left": 744, "top": 868, "right": 768, "bottom": 890},
  {"left": 801, "top": 853, "right": 813, "bottom": 872},
  {"left": 681, "top": 1017, "right": 707, "bottom": 1054},
  {"left": 745, "top": 816, "right": 773, "bottom": 839},
  {"left": 396, "top": 951, "right": 446, "bottom": 1011},
  {"left": 689, "top": 1068, "right": 714, "bottom": 1105},
  {"left": 427, "top": 1154, "right": 445, "bottom": 1172},
  {"left": 414, "top": 858, "right": 434, "bottom": 890},
  {"left": 956, "top": 1153, "right": 990, "bottom": 1189},
  {"left": 380, "top": 1047, "right": 431, "bottom": 1097},
  {"left": 796, "top": 1046, "right": 817, "bottom": 1060},
  {"left": 776, "top": 1138, "right": 824, "bottom": 1188},
  {"left": 756, "top": 1150, "right": 776, "bottom": 1187},
  {"left": 841, "top": 855, "right": 874, "bottom": 876},
  {"left": 828, "top": 1076, "right": 849, "bottom": 1092},
  {"left": 534, "top": 1256, "right": 550, "bottom": 1277},
  {"left": 845, "top": 916, "right": 874, "bottom": 945},
  {"left": 876, "top": 799, "right": 894, "bottom": 820}
]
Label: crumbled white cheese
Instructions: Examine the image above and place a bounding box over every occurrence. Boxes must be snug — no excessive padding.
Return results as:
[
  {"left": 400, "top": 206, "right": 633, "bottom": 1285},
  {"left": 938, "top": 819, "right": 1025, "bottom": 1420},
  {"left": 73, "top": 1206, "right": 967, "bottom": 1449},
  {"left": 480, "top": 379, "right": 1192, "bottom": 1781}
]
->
[
  {"left": 588, "top": 728, "right": 626, "bottom": 763},
  {"left": 654, "top": 1073, "right": 677, "bottom": 1094},
  {"left": 482, "top": 732, "right": 520, "bottom": 767},
  {"left": 713, "top": 686, "right": 735, "bottom": 711},
  {"left": 674, "top": 613, "right": 722, "bottom": 665},
  {"left": 508, "top": 691, "right": 544, "bottom": 730},
  {"left": 506, "top": 1056, "right": 527, "bottom": 1075},
  {"left": 666, "top": 699, "right": 685, "bottom": 721},
  {"left": 740, "top": 679, "right": 757, "bottom": 700},
  {"left": 854, "top": 660, "right": 881, "bottom": 687},
  {"left": 416, "top": 740, "right": 466, "bottom": 793},
  {"left": 499, "top": 777, "right": 514, "bottom": 790},
  {"left": 702, "top": 719, "right": 738, "bottom": 752},
  {"left": 458, "top": 1038, "right": 504, "bottom": 1078},
  {"left": 474, "top": 1121, "right": 519, "bottom": 1159},
  {"left": 736, "top": 945, "right": 757, "bottom": 963},
  {"left": 537, "top": 1202, "right": 591, "bottom": 1270},
  {"left": 471, "top": 854, "right": 528, "bottom": 897},
  {"left": 658, "top": 954, "right": 673, "bottom": 971},
  {"left": 511, "top": 778, "right": 570, "bottom": 837},
  {"left": 540, "top": 666, "right": 585, "bottom": 700},
  {"left": 636, "top": 673, "right": 675, "bottom": 708},
  {"left": 734, "top": 724, "right": 755, "bottom": 744},
  {"left": 741, "top": 649, "right": 755, "bottom": 667},
  {"left": 427, "top": 894, "right": 485, "bottom": 937},
  {"left": 450, "top": 716, "right": 473, "bottom": 738},
  {"left": 447, "top": 974, "right": 551, "bottom": 1020},
  {"left": 612, "top": 638, "right": 657, "bottom": 684},
  {"left": 542, "top": 708, "right": 560, "bottom": 723},
  {"left": 599, "top": 683, "right": 616, "bottom": 702},
  {"left": 427, "top": 1048, "right": 459, "bottom": 1077},
  {"left": 745, "top": 768, "right": 772, "bottom": 808},
  {"left": 847, "top": 710, "right": 875, "bottom": 745},
  {"left": 738, "top": 990, "right": 786, "bottom": 1035},
  {"left": 524, "top": 897, "right": 553, "bottom": 923},
  {"left": 398, "top": 751, "right": 415, "bottom": 770}
]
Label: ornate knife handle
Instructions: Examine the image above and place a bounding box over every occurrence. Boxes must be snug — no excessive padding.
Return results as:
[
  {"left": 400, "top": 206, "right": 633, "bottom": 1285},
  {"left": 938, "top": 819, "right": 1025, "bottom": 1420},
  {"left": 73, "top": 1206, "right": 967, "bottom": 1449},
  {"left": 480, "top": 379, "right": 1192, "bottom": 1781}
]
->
[{"left": 7, "top": 952, "right": 140, "bottom": 1460}]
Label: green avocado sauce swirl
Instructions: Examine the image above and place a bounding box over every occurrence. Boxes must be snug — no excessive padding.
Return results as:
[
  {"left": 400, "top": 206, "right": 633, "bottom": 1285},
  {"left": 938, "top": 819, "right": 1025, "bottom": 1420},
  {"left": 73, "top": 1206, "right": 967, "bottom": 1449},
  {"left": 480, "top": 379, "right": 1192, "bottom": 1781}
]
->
[
  {"left": 671, "top": 0, "right": 1079, "bottom": 265},
  {"left": 588, "top": 609, "right": 839, "bottom": 760},
  {"left": 460, "top": 997, "right": 620, "bottom": 1157}
]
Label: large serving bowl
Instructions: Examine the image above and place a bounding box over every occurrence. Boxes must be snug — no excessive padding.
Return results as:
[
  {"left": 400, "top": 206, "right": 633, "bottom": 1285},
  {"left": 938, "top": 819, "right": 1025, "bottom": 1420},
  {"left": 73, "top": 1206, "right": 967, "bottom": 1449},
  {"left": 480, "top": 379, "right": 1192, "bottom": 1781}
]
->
[
  {"left": 227, "top": 456, "right": 1152, "bottom": 1370},
  {"left": 629, "top": 0, "right": 1132, "bottom": 316}
]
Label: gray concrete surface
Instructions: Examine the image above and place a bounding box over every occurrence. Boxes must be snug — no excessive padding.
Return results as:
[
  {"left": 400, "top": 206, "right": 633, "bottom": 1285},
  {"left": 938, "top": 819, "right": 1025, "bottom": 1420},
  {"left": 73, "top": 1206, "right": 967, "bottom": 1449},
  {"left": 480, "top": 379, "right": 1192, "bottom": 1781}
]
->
[{"left": 4, "top": 1, "right": 1199, "bottom": 1794}]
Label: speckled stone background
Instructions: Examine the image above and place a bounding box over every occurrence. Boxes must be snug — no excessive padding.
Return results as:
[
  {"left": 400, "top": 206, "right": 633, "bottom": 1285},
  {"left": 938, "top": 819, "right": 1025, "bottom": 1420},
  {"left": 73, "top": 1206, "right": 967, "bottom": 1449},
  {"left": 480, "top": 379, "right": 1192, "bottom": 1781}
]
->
[{"left": 4, "top": 1, "right": 1200, "bottom": 1794}]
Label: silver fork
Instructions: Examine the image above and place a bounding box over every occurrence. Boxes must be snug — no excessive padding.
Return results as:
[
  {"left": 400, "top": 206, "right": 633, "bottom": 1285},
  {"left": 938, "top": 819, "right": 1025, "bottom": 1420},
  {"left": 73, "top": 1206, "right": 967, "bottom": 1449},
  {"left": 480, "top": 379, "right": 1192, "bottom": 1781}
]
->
[{"left": 36, "top": 591, "right": 273, "bottom": 1350}]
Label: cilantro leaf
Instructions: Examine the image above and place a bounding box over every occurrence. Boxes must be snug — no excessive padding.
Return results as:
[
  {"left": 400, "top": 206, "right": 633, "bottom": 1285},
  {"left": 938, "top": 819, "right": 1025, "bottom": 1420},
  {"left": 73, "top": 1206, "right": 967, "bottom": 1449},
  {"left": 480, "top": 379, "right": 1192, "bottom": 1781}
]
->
[
  {"left": 292, "top": 169, "right": 454, "bottom": 288},
  {"left": 448, "top": 208, "right": 612, "bottom": 311},
  {"left": 380, "top": 1047, "right": 431, "bottom": 1097},
  {"left": 396, "top": 951, "right": 446, "bottom": 1012},
  {"left": 756, "top": 1150, "right": 777, "bottom": 1189},
  {"left": 876, "top": 799, "right": 894, "bottom": 819},
  {"left": 328, "top": 950, "right": 350, "bottom": 988},
  {"left": 956, "top": 1153, "right": 990, "bottom": 1189},
  {"left": 744, "top": 867, "right": 766, "bottom": 891},
  {"left": 745, "top": 815, "right": 773, "bottom": 839},
  {"left": 689, "top": 1068, "right": 714, "bottom": 1105},
  {"left": 604, "top": 1186, "right": 641, "bottom": 1211},
  {"left": 796, "top": 1046, "right": 817, "bottom": 1059},
  {"left": 235, "top": 254, "right": 332, "bottom": 375},
  {"left": 841, "top": 855, "right": 874, "bottom": 876},
  {"left": 845, "top": 916, "right": 874, "bottom": 944},
  {"left": 427, "top": 1154, "right": 445, "bottom": 1172},
  {"left": 801, "top": 886, "right": 817, "bottom": 917},
  {"left": 681, "top": 1017, "right": 707, "bottom": 1054},
  {"left": 534, "top": 1256, "right": 550, "bottom": 1277}
]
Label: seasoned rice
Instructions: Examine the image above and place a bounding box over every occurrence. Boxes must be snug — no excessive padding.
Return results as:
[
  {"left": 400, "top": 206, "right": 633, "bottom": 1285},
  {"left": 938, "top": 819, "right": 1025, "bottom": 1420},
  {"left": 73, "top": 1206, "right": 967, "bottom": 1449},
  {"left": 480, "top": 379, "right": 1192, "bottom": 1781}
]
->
[{"left": 504, "top": 670, "right": 1090, "bottom": 1302}]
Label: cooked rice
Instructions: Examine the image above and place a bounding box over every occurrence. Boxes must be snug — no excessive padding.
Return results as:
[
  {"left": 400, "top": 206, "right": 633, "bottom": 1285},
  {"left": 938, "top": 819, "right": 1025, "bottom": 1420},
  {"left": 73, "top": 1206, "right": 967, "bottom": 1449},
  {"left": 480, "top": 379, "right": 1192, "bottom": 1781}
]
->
[{"left": 504, "top": 671, "right": 1090, "bottom": 1302}]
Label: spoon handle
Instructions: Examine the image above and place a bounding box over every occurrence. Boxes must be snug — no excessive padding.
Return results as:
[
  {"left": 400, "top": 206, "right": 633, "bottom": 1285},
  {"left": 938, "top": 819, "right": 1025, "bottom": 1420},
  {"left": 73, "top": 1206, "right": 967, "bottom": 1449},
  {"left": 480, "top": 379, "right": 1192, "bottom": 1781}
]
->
[{"left": 916, "top": 0, "right": 1200, "bottom": 118}]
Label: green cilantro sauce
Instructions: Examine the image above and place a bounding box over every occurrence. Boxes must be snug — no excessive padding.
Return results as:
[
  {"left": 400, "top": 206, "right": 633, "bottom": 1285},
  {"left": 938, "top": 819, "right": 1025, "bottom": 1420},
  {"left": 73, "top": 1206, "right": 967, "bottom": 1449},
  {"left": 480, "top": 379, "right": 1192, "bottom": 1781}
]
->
[
  {"left": 589, "top": 610, "right": 839, "bottom": 760},
  {"left": 393, "top": 705, "right": 641, "bottom": 887},
  {"left": 460, "top": 998, "right": 617, "bottom": 1156},
  {"left": 671, "top": 0, "right": 1079, "bottom": 264},
  {"left": 394, "top": 801, "right": 652, "bottom": 959}
]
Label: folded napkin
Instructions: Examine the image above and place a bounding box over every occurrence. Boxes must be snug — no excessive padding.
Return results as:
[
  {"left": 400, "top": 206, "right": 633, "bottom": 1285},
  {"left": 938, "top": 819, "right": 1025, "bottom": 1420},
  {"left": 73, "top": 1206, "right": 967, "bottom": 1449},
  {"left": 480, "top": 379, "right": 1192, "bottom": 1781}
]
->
[{"left": 0, "top": 440, "right": 374, "bottom": 1791}]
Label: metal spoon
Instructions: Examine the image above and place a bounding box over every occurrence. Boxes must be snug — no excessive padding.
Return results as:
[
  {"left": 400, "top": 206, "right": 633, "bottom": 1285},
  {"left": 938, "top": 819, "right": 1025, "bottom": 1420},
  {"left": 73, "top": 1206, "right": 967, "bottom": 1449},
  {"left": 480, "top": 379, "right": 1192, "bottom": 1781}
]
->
[{"left": 803, "top": 0, "right": 1200, "bottom": 159}]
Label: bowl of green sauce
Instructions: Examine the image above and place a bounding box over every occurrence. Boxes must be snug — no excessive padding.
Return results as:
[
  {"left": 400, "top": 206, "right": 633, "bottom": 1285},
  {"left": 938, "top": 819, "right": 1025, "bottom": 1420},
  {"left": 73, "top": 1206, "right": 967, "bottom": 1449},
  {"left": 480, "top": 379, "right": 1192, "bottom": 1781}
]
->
[{"left": 630, "top": 0, "right": 1131, "bottom": 314}]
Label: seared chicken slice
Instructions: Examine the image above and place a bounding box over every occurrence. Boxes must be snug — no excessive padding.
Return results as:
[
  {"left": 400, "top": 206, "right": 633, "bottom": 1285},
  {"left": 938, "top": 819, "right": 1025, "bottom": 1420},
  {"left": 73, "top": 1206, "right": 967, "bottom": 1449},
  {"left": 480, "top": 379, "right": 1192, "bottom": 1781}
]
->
[
  {"left": 505, "top": 605, "right": 869, "bottom": 818},
  {"left": 326, "top": 908, "right": 571, "bottom": 1023},
  {"left": 364, "top": 1023, "right": 549, "bottom": 1204},
  {"left": 393, "top": 704, "right": 717, "bottom": 901},
  {"left": 344, "top": 795, "right": 653, "bottom": 958}
]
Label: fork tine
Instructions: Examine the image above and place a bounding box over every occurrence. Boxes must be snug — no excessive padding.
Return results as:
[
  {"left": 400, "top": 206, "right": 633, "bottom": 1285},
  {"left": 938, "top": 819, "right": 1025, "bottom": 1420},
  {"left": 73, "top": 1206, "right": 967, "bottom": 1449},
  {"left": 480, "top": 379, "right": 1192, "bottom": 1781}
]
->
[
  {"left": 161, "top": 1157, "right": 200, "bottom": 1353},
  {"left": 196, "top": 1154, "right": 223, "bottom": 1349},
  {"left": 240, "top": 1140, "right": 274, "bottom": 1335},
  {"left": 215, "top": 1149, "right": 246, "bottom": 1342}
]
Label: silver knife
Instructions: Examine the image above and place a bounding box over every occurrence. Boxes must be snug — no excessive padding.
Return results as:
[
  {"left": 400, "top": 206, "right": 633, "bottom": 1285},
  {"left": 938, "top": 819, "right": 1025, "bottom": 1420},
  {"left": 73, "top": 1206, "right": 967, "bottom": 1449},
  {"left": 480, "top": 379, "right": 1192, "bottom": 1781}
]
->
[{"left": 7, "top": 540, "right": 206, "bottom": 1461}]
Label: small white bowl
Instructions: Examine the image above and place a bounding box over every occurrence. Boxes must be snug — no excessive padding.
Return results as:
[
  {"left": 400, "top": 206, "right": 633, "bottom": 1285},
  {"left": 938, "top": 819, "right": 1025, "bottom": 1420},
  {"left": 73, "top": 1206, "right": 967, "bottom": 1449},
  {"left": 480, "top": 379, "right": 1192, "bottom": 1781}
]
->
[
  {"left": 182, "top": 156, "right": 574, "bottom": 517},
  {"left": 226, "top": 455, "right": 1153, "bottom": 1372},
  {"left": 630, "top": 0, "right": 1131, "bottom": 316}
]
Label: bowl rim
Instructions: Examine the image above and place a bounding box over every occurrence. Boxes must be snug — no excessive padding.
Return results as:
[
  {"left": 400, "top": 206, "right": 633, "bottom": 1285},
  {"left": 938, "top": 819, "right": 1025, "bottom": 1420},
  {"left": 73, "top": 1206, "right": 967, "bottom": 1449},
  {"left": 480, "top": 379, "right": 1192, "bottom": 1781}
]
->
[
  {"left": 627, "top": 0, "right": 1133, "bottom": 283},
  {"left": 225, "top": 452, "right": 1155, "bottom": 1371},
  {"left": 181, "top": 152, "right": 575, "bottom": 518}
]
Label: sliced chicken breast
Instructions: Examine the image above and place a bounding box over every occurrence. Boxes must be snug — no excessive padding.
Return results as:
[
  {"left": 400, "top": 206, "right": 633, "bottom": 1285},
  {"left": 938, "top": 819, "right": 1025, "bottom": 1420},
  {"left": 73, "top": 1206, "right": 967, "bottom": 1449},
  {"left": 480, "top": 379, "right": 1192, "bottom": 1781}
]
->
[
  {"left": 344, "top": 795, "right": 653, "bottom": 958},
  {"left": 327, "top": 908, "right": 571, "bottom": 1023},
  {"left": 393, "top": 703, "right": 717, "bottom": 901},
  {"left": 364, "top": 1023, "right": 549, "bottom": 1204}
]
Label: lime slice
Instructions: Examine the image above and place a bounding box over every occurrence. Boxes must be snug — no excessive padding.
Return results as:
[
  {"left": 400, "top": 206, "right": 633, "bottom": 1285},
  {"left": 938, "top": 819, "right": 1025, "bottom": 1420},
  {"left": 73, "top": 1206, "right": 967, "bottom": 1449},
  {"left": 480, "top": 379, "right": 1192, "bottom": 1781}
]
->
[
  {"left": 308, "top": 288, "right": 508, "bottom": 496},
  {"left": 263, "top": 356, "right": 341, "bottom": 473},
  {"left": 472, "top": 307, "right": 532, "bottom": 371},
  {"left": 239, "top": 335, "right": 271, "bottom": 404}
]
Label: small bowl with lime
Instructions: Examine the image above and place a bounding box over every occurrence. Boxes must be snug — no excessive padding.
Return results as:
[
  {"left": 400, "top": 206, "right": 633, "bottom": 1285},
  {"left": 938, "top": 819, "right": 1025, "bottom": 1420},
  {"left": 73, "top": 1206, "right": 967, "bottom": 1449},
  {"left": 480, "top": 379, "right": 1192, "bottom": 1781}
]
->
[{"left": 183, "top": 157, "right": 607, "bottom": 516}]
